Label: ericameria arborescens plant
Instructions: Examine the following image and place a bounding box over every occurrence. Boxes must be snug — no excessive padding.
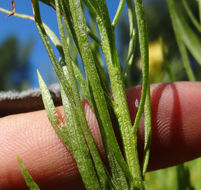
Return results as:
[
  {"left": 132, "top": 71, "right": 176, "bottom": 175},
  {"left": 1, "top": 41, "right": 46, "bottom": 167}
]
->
[
  {"left": 1, "top": 0, "right": 201, "bottom": 189},
  {"left": 2, "top": 0, "right": 152, "bottom": 189}
]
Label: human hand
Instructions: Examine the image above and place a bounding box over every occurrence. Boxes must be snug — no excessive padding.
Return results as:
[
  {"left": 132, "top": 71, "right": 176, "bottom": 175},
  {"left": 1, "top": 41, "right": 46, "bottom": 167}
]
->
[{"left": 1, "top": 82, "right": 201, "bottom": 189}]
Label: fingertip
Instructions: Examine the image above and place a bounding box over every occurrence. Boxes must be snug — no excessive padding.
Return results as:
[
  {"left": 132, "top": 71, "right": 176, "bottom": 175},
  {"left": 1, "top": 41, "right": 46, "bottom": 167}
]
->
[
  {"left": 0, "top": 109, "right": 81, "bottom": 189},
  {"left": 126, "top": 82, "right": 201, "bottom": 170}
]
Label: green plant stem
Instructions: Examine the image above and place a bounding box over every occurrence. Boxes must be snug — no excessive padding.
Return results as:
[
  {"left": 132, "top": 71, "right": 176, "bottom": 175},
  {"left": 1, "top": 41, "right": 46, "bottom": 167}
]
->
[{"left": 0, "top": 8, "right": 34, "bottom": 20}]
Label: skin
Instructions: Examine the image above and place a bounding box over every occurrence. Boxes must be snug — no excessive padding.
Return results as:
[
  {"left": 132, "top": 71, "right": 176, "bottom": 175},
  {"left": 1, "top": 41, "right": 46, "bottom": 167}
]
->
[{"left": 1, "top": 82, "right": 201, "bottom": 189}]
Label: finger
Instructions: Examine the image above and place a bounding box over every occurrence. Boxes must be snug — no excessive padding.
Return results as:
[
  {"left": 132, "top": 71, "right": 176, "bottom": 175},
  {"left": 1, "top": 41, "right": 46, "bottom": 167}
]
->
[
  {"left": 0, "top": 107, "right": 86, "bottom": 190},
  {"left": 0, "top": 101, "right": 104, "bottom": 190},
  {"left": 1, "top": 82, "right": 201, "bottom": 189},
  {"left": 126, "top": 82, "right": 201, "bottom": 170}
]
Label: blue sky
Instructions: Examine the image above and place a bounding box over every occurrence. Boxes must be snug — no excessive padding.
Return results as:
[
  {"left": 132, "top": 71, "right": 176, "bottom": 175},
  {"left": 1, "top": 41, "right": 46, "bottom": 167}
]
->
[{"left": 0, "top": 1, "right": 119, "bottom": 88}]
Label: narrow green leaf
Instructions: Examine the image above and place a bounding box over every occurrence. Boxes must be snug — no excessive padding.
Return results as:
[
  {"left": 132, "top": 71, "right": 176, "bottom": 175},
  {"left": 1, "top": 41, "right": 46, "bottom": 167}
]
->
[
  {"left": 31, "top": 0, "right": 66, "bottom": 87},
  {"left": 87, "top": 28, "right": 102, "bottom": 46},
  {"left": 59, "top": 0, "right": 81, "bottom": 55},
  {"left": 72, "top": 61, "right": 93, "bottom": 104},
  {"left": 43, "top": 24, "right": 63, "bottom": 54},
  {"left": 37, "top": 70, "right": 73, "bottom": 150},
  {"left": 55, "top": 2, "right": 106, "bottom": 188},
  {"left": 17, "top": 156, "right": 40, "bottom": 190},
  {"left": 82, "top": 0, "right": 99, "bottom": 16},
  {"left": 89, "top": 12, "right": 110, "bottom": 93},
  {"left": 87, "top": 84, "right": 129, "bottom": 190},
  {"left": 142, "top": 84, "right": 152, "bottom": 177},
  {"left": 199, "top": 0, "right": 201, "bottom": 23},
  {"left": 112, "top": 0, "right": 126, "bottom": 28},
  {"left": 167, "top": 0, "right": 196, "bottom": 81},
  {"left": 37, "top": 70, "right": 61, "bottom": 131},
  {"left": 39, "top": 0, "right": 55, "bottom": 8},
  {"left": 39, "top": 61, "right": 102, "bottom": 189},
  {"left": 93, "top": 53, "right": 110, "bottom": 94},
  {"left": 60, "top": 84, "right": 102, "bottom": 190},
  {"left": 59, "top": 85, "right": 76, "bottom": 151},
  {"left": 182, "top": 0, "right": 201, "bottom": 33},
  {"left": 160, "top": 37, "right": 176, "bottom": 82},
  {"left": 169, "top": 1, "right": 201, "bottom": 66},
  {"left": 131, "top": 0, "right": 150, "bottom": 187},
  {"left": 132, "top": 0, "right": 149, "bottom": 134},
  {"left": 89, "top": 11, "right": 100, "bottom": 50},
  {"left": 62, "top": 62, "right": 114, "bottom": 190},
  {"left": 123, "top": 0, "right": 137, "bottom": 86},
  {"left": 56, "top": 5, "right": 114, "bottom": 188},
  {"left": 55, "top": 2, "right": 118, "bottom": 189},
  {"left": 32, "top": 0, "right": 78, "bottom": 115}
]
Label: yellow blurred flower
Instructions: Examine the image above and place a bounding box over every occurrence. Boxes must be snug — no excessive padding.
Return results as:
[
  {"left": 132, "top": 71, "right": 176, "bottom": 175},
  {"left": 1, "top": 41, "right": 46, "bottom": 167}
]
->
[
  {"left": 137, "top": 40, "right": 163, "bottom": 82},
  {"left": 149, "top": 40, "right": 163, "bottom": 72}
]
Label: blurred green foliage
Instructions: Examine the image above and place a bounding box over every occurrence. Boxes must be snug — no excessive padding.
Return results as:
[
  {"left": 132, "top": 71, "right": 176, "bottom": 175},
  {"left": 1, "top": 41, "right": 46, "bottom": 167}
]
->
[
  {"left": 146, "top": 158, "right": 201, "bottom": 189},
  {"left": 0, "top": 36, "right": 32, "bottom": 90},
  {"left": 118, "top": 0, "right": 201, "bottom": 86}
]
